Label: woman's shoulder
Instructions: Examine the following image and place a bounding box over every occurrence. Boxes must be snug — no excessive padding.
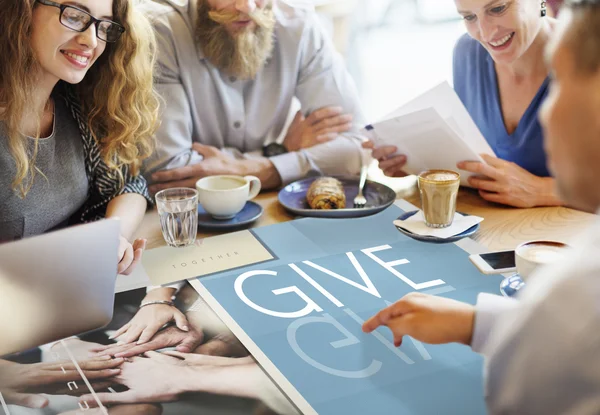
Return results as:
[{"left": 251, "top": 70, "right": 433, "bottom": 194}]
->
[{"left": 453, "top": 33, "right": 486, "bottom": 62}]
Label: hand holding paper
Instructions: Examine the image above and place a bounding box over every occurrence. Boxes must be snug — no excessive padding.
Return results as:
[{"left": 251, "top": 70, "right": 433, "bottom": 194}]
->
[
  {"left": 458, "top": 154, "right": 560, "bottom": 208},
  {"left": 362, "top": 82, "right": 496, "bottom": 186}
]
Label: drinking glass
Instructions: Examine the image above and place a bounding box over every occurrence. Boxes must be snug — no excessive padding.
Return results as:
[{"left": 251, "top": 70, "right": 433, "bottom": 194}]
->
[
  {"left": 418, "top": 170, "right": 460, "bottom": 228},
  {"left": 155, "top": 188, "right": 198, "bottom": 247}
]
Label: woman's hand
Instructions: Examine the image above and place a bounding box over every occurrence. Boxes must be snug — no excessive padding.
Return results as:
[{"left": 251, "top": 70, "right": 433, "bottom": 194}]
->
[
  {"left": 79, "top": 352, "right": 263, "bottom": 407},
  {"left": 191, "top": 333, "right": 248, "bottom": 357},
  {"left": 457, "top": 154, "right": 561, "bottom": 208},
  {"left": 108, "top": 304, "right": 190, "bottom": 346},
  {"left": 117, "top": 237, "right": 146, "bottom": 275},
  {"left": 80, "top": 353, "right": 193, "bottom": 405},
  {"left": 362, "top": 141, "right": 408, "bottom": 177},
  {"left": 362, "top": 292, "right": 475, "bottom": 347},
  {"left": 162, "top": 350, "right": 254, "bottom": 366},
  {"left": 97, "top": 324, "right": 204, "bottom": 358},
  {"left": 0, "top": 358, "right": 123, "bottom": 408}
]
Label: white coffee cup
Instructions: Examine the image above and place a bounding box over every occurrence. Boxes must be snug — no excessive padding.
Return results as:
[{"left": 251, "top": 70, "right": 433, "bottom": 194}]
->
[
  {"left": 515, "top": 240, "right": 570, "bottom": 281},
  {"left": 195, "top": 175, "right": 261, "bottom": 220}
]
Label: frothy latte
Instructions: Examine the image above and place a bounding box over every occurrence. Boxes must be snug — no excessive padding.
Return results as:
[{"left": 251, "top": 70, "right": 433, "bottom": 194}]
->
[
  {"left": 423, "top": 172, "right": 459, "bottom": 182},
  {"left": 516, "top": 241, "right": 570, "bottom": 280},
  {"left": 418, "top": 170, "right": 460, "bottom": 228},
  {"left": 518, "top": 243, "right": 568, "bottom": 263}
]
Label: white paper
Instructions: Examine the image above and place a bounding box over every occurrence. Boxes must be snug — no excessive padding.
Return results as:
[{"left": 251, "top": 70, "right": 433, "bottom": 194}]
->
[
  {"left": 363, "top": 81, "right": 496, "bottom": 186},
  {"left": 393, "top": 211, "right": 484, "bottom": 239}
]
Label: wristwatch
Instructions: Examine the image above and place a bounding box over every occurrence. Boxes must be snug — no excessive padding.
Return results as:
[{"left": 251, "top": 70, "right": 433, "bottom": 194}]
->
[{"left": 262, "top": 142, "right": 288, "bottom": 157}]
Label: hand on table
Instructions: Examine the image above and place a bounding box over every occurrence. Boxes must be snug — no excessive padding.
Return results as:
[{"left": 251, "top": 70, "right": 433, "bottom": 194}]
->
[
  {"left": 362, "top": 292, "right": 475, "bottom": 347},
  {"left": 149, "top": 144, "right": 248, "bottom": 193},
  {"left": 51, "top": 338, "right": 115, "bottom": 361},
  {"left": 0, "top": 357, "right": 123, "bottom": 408},
  {"left": 96, "top": 324, "right": 204, "bottom": 358},
  {"left": 79, "top": 352, "right": 197, "bottom": 405},
  {"left": 117, "top": 237, "right": 146, "bottom": 275},
  {"left": 283, "top": 106, "right": 353, "bottom": 152},
  {"left": 457, "top": 154, "right": 560, "bottom": 208},
  {"left": 193, "top": 333, "right": 248, "bottom": 357},
  {"left": 162, "top": 350, "right": 254, "bottom": 366},
  {"left": 362, "top": 141, "right": 408, "bottom": 177},
  {"left": 79, "top": 351, "right": 256, "bottom": 407},
  {"left": 108, "top": 303, "right": 190, "bottom": 346}
]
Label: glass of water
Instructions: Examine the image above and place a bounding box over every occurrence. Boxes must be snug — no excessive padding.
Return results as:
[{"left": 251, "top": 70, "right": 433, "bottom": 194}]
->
[{"left": 155, "top": 188, "right": 198, "bottom": 247}]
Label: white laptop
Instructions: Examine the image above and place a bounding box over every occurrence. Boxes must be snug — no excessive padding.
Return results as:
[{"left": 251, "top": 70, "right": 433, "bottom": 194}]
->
[{"left": 0, "top": 219, "right": 121, "bottom": 356}]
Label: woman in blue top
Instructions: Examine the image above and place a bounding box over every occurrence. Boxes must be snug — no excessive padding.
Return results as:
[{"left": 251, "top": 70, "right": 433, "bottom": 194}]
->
[{"left": 366, "top": 0, "right": 562, "bottom": 208}]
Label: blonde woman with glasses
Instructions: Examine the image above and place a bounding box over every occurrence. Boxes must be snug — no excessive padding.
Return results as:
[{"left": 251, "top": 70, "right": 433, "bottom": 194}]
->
[{"left": 0, "top": 0, "right": 159, "bottom": 274}]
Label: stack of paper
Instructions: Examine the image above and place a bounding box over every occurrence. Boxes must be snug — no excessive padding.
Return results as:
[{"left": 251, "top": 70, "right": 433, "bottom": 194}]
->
[{"left": 363, "top": 82, "right": 496, "bottom": 186}]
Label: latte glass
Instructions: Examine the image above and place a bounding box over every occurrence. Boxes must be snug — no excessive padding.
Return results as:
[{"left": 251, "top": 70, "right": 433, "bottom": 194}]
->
[
  {"left": 155, "top": 188, "right": 198, "bottom": 247},
  {"left": 418, "top": 170, "right": 460, "bottom": 228}
]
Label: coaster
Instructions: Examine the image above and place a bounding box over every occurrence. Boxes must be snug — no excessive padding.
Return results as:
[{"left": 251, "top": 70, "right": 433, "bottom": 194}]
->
[{"left": 394, "top": 210, "right": 480, "bottom": 243}]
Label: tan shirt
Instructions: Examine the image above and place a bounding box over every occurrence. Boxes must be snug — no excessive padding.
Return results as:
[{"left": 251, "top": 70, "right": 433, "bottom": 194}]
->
[{"left": 141, "top": 0, "right": 366, "bottom": 185}]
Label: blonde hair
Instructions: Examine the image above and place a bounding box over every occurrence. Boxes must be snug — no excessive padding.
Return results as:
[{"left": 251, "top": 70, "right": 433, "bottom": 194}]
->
[{"left": 0, "top": 0, "right": 159, "bottom": 197}]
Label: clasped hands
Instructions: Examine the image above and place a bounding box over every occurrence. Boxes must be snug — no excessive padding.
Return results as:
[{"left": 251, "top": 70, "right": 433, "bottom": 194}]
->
[
  {"left": 364, "top": 142, "right": 559, "bottom": 208},
  {"left": 67, "top": 302, "right": 250, "bottom": 407},
  {"left": 1, "top": 294, "right": 473, "bottom": 410},
  {"left": 78, "top": 351, "right": 255, "bottom": 407},
  {"left": 149, "top": 106, "right": 353, "bottom": 194}
]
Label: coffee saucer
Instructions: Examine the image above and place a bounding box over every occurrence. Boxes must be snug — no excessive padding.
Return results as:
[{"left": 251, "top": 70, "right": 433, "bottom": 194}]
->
[
  {"left": 198, "top": 201, "right": 263, "bottom": 230},
  {"left": 394, "top": 210, "right": 480, "bottom": 244}
]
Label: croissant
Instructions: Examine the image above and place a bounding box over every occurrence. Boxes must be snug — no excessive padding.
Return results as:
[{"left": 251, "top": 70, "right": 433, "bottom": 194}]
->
[{"left": 306, "top": 177, "right": 346, "bottom": 209}]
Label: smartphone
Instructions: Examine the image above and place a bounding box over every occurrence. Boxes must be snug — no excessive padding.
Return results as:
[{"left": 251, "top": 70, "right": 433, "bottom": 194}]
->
[{"left": 469, "top": 250, "right": 517, "bottom": 274}]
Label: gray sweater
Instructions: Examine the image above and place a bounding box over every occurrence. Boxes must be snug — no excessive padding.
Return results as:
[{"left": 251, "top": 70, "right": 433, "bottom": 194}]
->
[{"left": 0, "top": 96, "right": 88, "bottom": 241}]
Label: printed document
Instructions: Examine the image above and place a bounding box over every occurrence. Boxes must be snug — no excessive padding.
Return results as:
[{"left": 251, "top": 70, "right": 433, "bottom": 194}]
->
[{"left": 363, "top": 81, "right": 495, "bottom": 186}]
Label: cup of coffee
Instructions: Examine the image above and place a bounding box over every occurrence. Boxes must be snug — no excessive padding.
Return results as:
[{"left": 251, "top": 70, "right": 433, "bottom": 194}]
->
[
  {"left": 515, "top": 240, "right": 570, "bottom": 281},
  {"left": 418, "top": 169, "right": 460, "bottom": 228},
  {"left": 195, "top": 175, "right": 261, "bottom": 220}
]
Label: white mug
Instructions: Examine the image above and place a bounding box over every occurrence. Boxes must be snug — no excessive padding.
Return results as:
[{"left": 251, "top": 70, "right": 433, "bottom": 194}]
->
[
  {"left": 195, "top": 175, "right": 261, "bottom": 220},
  {"left": 515, "top": 240, "right": 570, "bottom": 281}
]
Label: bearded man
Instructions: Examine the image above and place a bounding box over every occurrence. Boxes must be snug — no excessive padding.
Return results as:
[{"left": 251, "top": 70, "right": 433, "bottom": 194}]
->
[{"left": 142, "top": 0, "right": 366, "bottom": 192}]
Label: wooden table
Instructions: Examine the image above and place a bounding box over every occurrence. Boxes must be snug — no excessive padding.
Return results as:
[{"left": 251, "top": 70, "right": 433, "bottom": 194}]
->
[
  {"left": 127, "top": 186, "right": 597, "bottom": 414},
  {"left": 135, "top": 186, "right": 597, "bottom": 252},
  {"left": 406, "top": 187, "right": 596, "bottom": 251},
  {"left": 134, "top": 192, "right": 296, "bottom": 250}
]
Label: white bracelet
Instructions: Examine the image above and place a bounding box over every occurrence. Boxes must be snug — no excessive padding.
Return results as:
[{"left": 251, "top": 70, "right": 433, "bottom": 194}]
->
[{"left": 139, "top": 300, "right": 175, "bottom": 309}]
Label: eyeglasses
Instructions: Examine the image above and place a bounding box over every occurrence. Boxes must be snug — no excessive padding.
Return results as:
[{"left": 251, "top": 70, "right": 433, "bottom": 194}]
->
[{"left": 36, "top": 0, "right": 125, "bottom": 43}]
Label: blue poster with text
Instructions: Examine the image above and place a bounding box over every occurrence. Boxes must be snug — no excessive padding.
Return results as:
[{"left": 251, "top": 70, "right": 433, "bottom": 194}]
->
[{"left": 192, "top": 204, "right": 502, "bottom": 414}]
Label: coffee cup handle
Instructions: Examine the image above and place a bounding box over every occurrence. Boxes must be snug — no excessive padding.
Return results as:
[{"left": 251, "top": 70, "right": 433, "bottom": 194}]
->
[{"left": 244, "top": 176, "right": 261, "bottom": 200}]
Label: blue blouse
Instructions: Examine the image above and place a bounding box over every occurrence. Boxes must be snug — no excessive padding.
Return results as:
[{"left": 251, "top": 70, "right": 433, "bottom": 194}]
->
[{"left": 453, "top": 34, "right": 551, "bottom": 178}]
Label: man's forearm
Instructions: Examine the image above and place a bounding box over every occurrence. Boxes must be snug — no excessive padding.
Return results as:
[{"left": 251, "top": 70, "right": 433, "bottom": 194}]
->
[
  {"left": 182, "top": 363, "right": 264, "bottom": 399},
  {"left": 242, "top": 157, "right": 282, "bottom": 190},
  {"left": 269, "top": 136, "right": 363, "bottom": 186}
]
